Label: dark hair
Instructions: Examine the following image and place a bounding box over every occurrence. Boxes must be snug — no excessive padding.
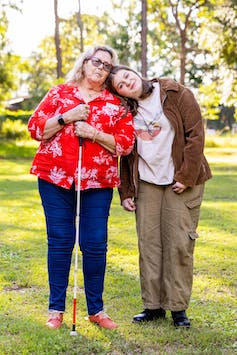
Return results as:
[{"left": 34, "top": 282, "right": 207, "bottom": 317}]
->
[{"left": 105, "top": 65, "right": 154, "bottom": 116}]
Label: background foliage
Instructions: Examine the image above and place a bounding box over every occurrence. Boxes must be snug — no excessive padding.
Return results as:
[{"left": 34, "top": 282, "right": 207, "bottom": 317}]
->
[{"left": 0, "top": 0, "right": 236, "bottom": 121}]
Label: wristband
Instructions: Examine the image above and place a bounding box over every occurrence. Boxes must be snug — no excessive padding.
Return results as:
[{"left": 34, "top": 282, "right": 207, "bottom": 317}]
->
[{"left": 57, "top": 114, "right": 66, "bottom": 125}]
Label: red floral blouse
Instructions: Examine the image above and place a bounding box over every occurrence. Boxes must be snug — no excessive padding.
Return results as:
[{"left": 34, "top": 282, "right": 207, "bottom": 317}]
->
[{"left": 28, "top": 84, "right": 134, "bottom": 190}]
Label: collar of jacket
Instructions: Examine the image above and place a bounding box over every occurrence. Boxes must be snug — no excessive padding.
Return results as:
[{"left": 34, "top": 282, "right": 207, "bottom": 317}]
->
[
  {"left": 151, "top": 77, "right": 180, "bottom": 92},
  {"left": 151, "top": 77, "right": 181, "bottom": 106}
]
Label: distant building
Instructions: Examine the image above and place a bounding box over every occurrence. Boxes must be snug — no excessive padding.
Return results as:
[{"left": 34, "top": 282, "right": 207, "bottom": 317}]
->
[
  {"left": 206, "top": 105, "right": 236, "bottom": 134},
  {"left": 6, "top": 96, "right": 31, "bottom": 111},
  {"left": 218, "top": 105, "right": 236, "bottom": 130}
]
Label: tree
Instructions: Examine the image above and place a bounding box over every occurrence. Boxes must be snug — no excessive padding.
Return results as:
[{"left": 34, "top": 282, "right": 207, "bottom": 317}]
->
[
  {"left": 0, "top": 1, "right": 22, "bottom": 103},
  {"left": 5, "top": 0, "right": 235, "bottom": 121},
  {"left": 141, "top": 0, "right": 148, "bottom": 77},
  {"left": 107, "top": 0, "right": 142, "bottom": 68},
  {"left": 215, "top": 0, "right": 237, "bottom": 69},
  {"left": 170, "top": 0, "right": 209, "bottom": 84},
  {"left": 77, "top": 0, "right": 84, "bottom": 52},
  {"left": 147, "top": 0, "right": 215, "bottom": 85},
  {"left": 198, "top": 0, "right": 237, "bottom": 111},
  {"left": 26, "top": 47, "right": 59, "bottom": 108},
  {"left": 25, "top": 12, "right": 116, "bottom": 105},
  {"left": 54, "top": 0, "right": 63, "bottom": 78}
]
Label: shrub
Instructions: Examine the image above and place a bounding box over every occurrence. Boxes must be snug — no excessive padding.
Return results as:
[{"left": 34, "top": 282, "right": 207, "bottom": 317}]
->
[
  {"left": 205, "top": 133, "right": 237, "bottom": 148},
  {"left": 0, "top": 118, "right": 29, "bottom": 139}
]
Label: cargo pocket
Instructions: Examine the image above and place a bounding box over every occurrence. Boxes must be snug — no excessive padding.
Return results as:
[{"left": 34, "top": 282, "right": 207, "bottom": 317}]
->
[{"left": 185, "top": 196, "right": 202, "bottom": 230}]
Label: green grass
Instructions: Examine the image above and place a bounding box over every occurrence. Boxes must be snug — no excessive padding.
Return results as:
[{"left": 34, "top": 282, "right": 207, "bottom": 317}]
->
[
  {"left": 0, "top": 138, "right": 38, "bottom": 159},
  {"left": 0, "top": 136, "right": 237, "bottom": 354}
]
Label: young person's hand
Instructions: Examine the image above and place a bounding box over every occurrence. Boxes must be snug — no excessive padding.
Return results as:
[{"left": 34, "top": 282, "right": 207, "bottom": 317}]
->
[
  {"left": 122, "top": 198, "right": 136, "bottom": 211},
  {"left": 172, "top": 181, "right": 187, "bottom": 194}
]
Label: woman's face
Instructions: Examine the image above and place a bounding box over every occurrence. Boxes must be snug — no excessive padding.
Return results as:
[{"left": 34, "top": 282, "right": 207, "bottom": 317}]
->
[
  {"left": 112, "top": 69, "right": 143, "bottom": 99},
  {"left": 83, "top": 50, "right": 113, "bottom": 86}
]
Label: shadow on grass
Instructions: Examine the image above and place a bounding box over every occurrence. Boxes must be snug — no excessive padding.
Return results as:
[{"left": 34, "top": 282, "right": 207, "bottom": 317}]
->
[
  {"left": 203, "top": 175, "right": 237, "bottom": 201},
  {"left": 0, "top": 313, "right": 114, "bottom": 355},
  {"left": 0, "top": 179, "right": 37, "bottom": 191},
  {"left": 0, "top": 140, "right": 37, "bottom": 159},
  {"left": 0, "top": 156, "right": 236, "bottom": 354},
  {"left": 0, "top": 249, "right": 236, "bottom": 354},
  {"left": 200, "top": 204, "right": 237, "bottom": 231},
  {"left": 0, "top": 281, "right": 236, "bottom": 354}
]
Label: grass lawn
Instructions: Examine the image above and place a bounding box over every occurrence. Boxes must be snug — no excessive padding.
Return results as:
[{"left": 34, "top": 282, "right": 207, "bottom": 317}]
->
[{"left": 0, "top": 136, "right": 236, "bottom": 354}]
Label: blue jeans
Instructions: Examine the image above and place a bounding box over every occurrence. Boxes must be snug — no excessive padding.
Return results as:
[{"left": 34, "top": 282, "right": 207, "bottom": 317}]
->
[{"left": 38, "top": 178, "right": 113, "bottom": 315}]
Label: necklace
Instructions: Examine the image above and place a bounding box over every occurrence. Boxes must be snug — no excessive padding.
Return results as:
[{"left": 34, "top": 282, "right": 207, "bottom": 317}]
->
[
  {"left": 88, "top": 91, "right": 101, "bottom": 98},
  {"left": 79, "top": 79, "right": 104, "bottom": 100}
]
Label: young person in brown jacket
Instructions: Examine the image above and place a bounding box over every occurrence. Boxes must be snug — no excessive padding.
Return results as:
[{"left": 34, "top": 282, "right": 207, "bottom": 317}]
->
[{"left": 106, "top": 65, "right": 212, "bottom": 328}]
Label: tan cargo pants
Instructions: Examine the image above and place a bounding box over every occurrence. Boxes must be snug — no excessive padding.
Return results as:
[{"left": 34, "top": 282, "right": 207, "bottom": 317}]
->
[{"left": 135, "top": 180, "right": 204, "bottom": 311}]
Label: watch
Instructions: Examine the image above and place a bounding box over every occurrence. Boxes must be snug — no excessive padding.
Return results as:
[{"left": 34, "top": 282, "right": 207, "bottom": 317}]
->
[{"left": 57, "top": 114, "right": 66, "bottom": 125}]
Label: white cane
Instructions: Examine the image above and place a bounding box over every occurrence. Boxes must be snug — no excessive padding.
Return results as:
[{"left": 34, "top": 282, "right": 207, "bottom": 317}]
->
[{"left": 70, "top": 137, "right": 83, "bottom": 336}]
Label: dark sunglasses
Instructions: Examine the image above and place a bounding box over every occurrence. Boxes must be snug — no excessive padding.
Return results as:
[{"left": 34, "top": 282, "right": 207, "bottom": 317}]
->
[{"left": 88, "top": 57, "right": 113, "bottom": 72}]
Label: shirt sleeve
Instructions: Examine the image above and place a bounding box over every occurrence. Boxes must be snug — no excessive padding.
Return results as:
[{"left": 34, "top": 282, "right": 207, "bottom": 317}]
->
[
  {"left": 28, "top": 85, "right": 61, "bottom": 141},
  {"left": 113, "top": 108, "right": 135, "bottom": 157}
]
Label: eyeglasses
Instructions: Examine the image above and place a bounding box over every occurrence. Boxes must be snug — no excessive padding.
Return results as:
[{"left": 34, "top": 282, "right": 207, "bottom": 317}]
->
[{"left": 88, "top": 57, "right": 113, "bottom": 72}]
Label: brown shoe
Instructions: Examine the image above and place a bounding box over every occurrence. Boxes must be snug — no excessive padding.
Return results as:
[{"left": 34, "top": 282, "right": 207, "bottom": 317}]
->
[
  {"left": 89, "top": 311, "right": 118, "bottom": 329},
  {"left": 46, "top": 311, "right": 63, "bottom": 329}
]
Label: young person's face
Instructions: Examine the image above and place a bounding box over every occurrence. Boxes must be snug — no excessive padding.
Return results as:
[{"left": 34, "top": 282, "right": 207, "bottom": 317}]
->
[{"left": 112, "top": 69, "right": 143, "bottom": 99}]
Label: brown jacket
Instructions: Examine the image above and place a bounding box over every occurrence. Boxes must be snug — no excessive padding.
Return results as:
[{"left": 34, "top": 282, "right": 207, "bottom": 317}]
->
[{"left": 119, "top": 78, "right": 212, "bottom": 202}]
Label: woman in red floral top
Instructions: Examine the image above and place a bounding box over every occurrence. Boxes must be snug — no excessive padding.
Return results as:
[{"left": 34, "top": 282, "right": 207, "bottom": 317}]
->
[{"left": 28, "top": 45, "right": 134, "bottom": 330}]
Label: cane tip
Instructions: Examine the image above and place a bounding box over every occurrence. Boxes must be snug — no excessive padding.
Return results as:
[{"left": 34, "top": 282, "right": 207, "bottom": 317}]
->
[{"left": 70, "top": 330, "right": 78, "bottom": 336}]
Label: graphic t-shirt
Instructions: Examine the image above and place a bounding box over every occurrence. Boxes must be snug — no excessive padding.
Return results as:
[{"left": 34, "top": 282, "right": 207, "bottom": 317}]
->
[{"left": 135, "top": 82, "right": 175, "bottom": 185}]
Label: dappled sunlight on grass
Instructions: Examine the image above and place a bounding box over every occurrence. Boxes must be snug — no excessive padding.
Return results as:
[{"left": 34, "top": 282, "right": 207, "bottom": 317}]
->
[
  {"left": 0, "top": 142, "right": 236, "bottom": 354},
  {"left": 107, "top": 254, "right": 139, "bottom": 278}
]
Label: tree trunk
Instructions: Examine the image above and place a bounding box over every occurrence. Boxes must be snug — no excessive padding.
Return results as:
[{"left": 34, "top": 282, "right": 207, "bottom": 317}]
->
[
  {"left": 141, "top": 0, "right": 147, "bottom": 77},
  {"left": 54, "top": 0, "right": 63, "bottom": 78},
  {"left": 180, "top": 30, "right": 186, "bottom": 85},
  {"left": 77, "top": 0, "right": 84, "bottom": 52}
]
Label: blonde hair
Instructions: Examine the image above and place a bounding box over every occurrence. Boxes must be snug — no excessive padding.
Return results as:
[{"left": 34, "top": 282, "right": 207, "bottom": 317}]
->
[{"left": 66, "top": 45, "right": 118, "bottom": 84}]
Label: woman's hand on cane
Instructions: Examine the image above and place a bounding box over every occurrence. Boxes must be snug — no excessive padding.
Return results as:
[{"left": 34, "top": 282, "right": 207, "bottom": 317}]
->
[
  {"left": 64, "top": 104, "right": 90, "bottom": 123},
  {"left": 74, "top": 121, "right": 97, "bottom": 140}
]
